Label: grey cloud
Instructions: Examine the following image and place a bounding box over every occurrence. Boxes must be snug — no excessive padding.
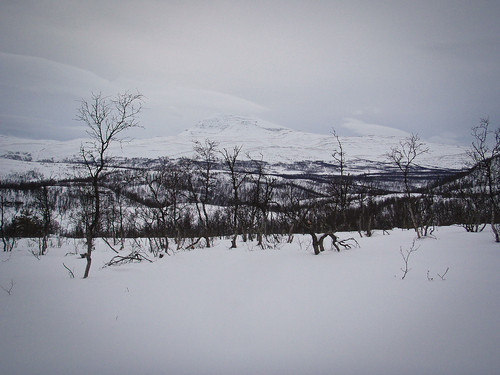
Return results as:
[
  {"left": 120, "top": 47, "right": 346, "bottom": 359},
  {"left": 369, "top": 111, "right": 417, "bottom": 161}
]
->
[{"left": 1, "top": 1, "right": 500, "bottom": 144}]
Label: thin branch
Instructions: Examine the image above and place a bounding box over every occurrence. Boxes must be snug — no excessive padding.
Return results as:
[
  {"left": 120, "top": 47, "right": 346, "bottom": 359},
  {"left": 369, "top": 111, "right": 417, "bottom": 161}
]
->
[
  {"left": 105, "top": 251, "right": 152, "bottom": 267},
  {"left": 62, "top": 263, "right": 75, "bottom": 279},
  {"left": 400, "top": 240, "right": 419, "bottom": 280},
  {"left": 437, "top": 267, "right": 450, "bottom": 281},
  {"left": 102, "top": 237, "right": 120, "bottom": 253}
]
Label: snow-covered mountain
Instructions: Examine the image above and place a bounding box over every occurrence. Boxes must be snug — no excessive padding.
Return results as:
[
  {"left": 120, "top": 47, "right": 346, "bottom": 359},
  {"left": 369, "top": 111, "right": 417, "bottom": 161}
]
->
[{"left": 0, "top": 115, "right": 468, "bottom": 179}]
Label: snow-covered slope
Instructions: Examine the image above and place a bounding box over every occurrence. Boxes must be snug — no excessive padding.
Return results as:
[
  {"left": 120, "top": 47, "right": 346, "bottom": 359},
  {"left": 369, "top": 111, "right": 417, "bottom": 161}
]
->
[
  {"left": 1, "top": 227, "right": 499, "bottom": 374},
  {"left": 0, "top": 115, "right": 468, "bottom": 178},
  {"left": 178, "top": 115, "right": 468, "bottom": 169}
]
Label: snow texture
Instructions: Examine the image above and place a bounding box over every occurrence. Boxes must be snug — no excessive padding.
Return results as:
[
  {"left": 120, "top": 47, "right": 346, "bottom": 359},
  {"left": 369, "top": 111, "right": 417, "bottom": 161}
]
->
[{"left": 0, "top": 226, "right": 498, "bottom": 375}]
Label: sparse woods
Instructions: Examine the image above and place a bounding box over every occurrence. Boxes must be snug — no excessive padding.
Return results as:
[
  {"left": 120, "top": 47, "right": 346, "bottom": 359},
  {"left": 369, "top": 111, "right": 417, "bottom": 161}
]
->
[
  {"left": 0, "top": 101, "right": 499, "bottom": 278},
  {"left": 468, "top": 118, "right": 500, "bottom": 242}
]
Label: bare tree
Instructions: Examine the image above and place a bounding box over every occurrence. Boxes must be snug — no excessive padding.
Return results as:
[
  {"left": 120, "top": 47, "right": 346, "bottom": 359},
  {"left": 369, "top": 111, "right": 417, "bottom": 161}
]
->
[
  {"left": 1, "top": 195, "right": 15, "bottom": 252},
  {"left": 163, "top": 160, "right": 190, "bottom": 248},
  {"left": 221, "top": 146, "right": 246, "bottom": 248},
  {"left": 190, "top": 139, "right": 219, "bottom": 247},
  {"left": 387, "top": 134, "right": 429, "bottom": 238},
  {"left": 139, "top": 159, "right": 173, "bottom": 255},
  {"left": 355, "top": 178, "right": 375, "bottom": 237},
  {"left": 278, "top": 183, "right": 336, "bottom": 255},
  {"left": 101, "top": 186, "right": 126, "bottom": 249},
  {"left": 76, "top": 91, "right": 143, "bottom": 278},
  {"left": 246, "top": 154, "right": 277, "bottom": 248},
  {"left": 32, "top": 178, "right": 57, "bottom": 255},
  {"left": 455, "top": 179, "right": 487, "bottom": 232},
  {"left": 329, "top": 130, "right": 354, "bottom": 230},
  {"left": 139, "top": 158, "right": 190, "bottom": 254},
  {"left": 278, "top": 183, "right": 309, "bottom": 243},
  {"left": 469, "top": 118, "right": 500, "bottom": 242}
]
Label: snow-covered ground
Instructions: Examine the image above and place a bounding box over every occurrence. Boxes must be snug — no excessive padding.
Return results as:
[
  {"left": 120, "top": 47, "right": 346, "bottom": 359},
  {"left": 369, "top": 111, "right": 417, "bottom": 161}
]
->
[{"left": 1, "top": 226, "right": 498, "bottom": 375}]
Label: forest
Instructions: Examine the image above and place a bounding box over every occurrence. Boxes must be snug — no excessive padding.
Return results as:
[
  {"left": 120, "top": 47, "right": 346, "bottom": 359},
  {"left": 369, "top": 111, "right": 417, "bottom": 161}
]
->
[{"left": 1, "top": 93, "right": 499, "bottom": 278}]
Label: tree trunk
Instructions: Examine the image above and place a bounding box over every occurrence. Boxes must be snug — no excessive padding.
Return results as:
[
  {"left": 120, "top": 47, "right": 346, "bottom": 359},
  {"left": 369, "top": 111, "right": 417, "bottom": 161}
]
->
[
  {"left": 491, "top": 207, "right": 500, "bottom": 242},
  {"left": 318, "top": 232, "right": 339, "bottom": 252},
  {"left": 83, "top": 236, "right": 92, "bottom": 279},
  {"left": 84, "top": 179, "right": 100, "bottom": 279},
  {"left": 230, "top": 234, "right": 237, "bottom": 249},
  {"left": 408, "top": 201, "right": 421, "bottom": 238},
  {"left": 41, "top": 235, "right": 48, "bottom": 256},
  {"left": 310, "top": 232, "right": 321, "bottom": 255},
  {"left": 404, "top": 175, "right": 421, "bottom": 239},
  {"left": 287, "top": 222, "right": 295, "bottom": 243}
]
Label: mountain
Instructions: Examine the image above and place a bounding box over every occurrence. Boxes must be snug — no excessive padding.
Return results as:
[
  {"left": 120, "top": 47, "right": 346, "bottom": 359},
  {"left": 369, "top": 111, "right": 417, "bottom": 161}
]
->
[{"left": 0, "top": 115, "right": 468, "bottom": 181}]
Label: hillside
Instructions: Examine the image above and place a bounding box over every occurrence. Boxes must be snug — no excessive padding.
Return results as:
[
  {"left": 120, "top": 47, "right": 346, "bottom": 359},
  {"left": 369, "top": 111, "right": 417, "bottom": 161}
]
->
[{"left": 0, "top": 115, "right": 468, "bottom": 181}]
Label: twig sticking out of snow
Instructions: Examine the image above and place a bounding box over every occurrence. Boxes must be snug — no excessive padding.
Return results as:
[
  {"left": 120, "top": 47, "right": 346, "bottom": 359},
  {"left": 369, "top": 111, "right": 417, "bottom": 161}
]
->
[
  {"left": 63, "top": 263, "right": 75, "bottom": 278},
  {"left": 426, "top": 270, "right": 434, "bottom": 281},
  {"left": 400, "top": 240, "right": 419, "bottom": 280},
  {"left": 427, "top": 267, "right": 450, "bottom": 281},
  {"left": 437, "top": 267, "right": 450, "bottom": 281},
  {"left": 0, "top": 279, "right": 14, "bottom": 295}
]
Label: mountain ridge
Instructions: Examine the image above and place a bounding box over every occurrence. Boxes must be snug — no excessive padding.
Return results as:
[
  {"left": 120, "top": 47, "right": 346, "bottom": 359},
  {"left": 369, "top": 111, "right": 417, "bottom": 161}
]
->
[{"left": 0, "top": 115, "right": 469, "bottom": 179}]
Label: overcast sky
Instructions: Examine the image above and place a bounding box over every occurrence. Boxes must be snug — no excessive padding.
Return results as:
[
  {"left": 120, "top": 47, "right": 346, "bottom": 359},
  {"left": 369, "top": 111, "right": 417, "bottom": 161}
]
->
[{"left": 1, "top": 0, "right": 499, "bottom": 144}]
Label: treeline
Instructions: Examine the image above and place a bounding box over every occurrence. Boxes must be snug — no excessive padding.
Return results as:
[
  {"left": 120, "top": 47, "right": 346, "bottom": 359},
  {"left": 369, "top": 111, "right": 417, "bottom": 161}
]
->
[
  {"left": 1, "top": 90, "right": 499, "bottom": 278},
  {"left": 0, "top": 139, "right": 495, "bottom": 250}
]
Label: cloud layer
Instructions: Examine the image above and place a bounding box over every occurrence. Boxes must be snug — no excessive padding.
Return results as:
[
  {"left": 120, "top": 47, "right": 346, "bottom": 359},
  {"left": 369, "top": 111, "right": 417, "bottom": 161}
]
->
[{"left": 1, "top": 1, "right": 499, "bottom": 143}]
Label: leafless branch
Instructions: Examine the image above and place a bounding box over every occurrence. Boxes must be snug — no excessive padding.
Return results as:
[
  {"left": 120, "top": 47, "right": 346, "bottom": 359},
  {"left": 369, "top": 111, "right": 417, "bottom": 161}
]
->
[
  {"left": 400, "top": 240, "right": 419, "bottom": 280},
  {"left": 105, "top": 251, "right": 152, "bottom": 267},
  {"left": 437, "top": 267, "right": 450, "bottom": 280},
  {"left": 338, "top": 237, "right": 360, "bottom": 249},
  {"left": 63, "top": 263, "right": 75, "bottom": 279},
  {"left": 30, "top": 248, "right": 41, "bottom": 260},
  {"left": 102, "top": 237, "right": 120, "bottom": 253}
]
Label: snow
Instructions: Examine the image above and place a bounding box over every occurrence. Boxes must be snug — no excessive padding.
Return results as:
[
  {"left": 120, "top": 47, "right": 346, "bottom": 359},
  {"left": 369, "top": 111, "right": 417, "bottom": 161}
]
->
[
  {"left": 0, "top": 115, "right": 468, "bottom": 179},
  {"left": 1, "top": 226, "right": 498, "bottom": 375}
]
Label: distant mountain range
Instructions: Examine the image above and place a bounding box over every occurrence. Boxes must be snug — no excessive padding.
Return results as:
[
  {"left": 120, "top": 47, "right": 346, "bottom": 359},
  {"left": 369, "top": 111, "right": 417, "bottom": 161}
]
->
[{"left": 0, "top": 115, "right": 469, "bottom": 182}]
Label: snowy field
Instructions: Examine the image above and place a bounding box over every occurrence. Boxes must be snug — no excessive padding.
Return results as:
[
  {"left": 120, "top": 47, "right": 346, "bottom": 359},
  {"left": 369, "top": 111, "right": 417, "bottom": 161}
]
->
[{"left": 0, "top": 226, "right": 498, "bottom": 375}]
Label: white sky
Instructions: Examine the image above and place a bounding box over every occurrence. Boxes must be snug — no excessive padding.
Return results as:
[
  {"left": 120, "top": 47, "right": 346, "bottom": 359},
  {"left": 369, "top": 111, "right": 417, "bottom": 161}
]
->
[{"left": 1, "top": 0, "right": 499, "bottom": 144}]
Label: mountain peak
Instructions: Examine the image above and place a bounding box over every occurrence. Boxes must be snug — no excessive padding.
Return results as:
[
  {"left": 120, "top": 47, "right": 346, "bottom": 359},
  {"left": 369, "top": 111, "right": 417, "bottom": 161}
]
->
[
  {"left": 181, "top": 114, "right": 289, "bottom": 137},
  {"left": 0, "top": 114, "right": 469, "bottom": 180}
]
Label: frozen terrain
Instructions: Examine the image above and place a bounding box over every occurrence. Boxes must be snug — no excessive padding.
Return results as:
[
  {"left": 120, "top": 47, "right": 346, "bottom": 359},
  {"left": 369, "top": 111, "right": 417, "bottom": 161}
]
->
[
  {"left": 0, "top": 226, "right": 498, "bottom": 375},
  {"left": 0, "top": 115, "right": 468, "bottom": 179}
]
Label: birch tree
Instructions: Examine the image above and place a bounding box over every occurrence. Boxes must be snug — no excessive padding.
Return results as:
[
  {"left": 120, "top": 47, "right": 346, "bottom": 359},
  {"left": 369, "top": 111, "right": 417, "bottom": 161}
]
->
[{"left": 76, "top": 91, "right": 143, "bottom": 278}]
